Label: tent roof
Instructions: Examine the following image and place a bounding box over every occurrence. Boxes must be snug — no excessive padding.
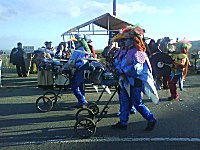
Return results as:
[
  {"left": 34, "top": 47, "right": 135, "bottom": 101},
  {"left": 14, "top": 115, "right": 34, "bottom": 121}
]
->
[{"left": 61, "top": 13, "right": 134, "bottom": 36}]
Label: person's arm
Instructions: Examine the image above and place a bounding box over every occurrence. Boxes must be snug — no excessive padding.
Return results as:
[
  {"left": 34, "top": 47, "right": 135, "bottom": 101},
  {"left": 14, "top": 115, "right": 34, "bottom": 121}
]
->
[
  {"left": 174, "top": 58, "right": 187, "bottom": 68},
  {"left": 90, "top": 45, "right": 96, "bottom": 58},
  {"left": 10, "top": 49, "right": 14, "bottom": 63}
]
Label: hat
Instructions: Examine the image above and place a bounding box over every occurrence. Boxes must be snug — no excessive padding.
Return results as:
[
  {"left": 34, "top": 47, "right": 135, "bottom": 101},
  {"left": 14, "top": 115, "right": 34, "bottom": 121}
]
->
[
  {"left": 44, "top": 41, "right": 52, "bottom": 45},
  {"left": 87, "top": 39, "right": 92, "bottom": 43},
  {"left": 84, "top": 34, "right": 92, "bottom": 43},
  {"left": 17, "top": 42, "right": 22, "bottom": 45},
  {"left": 74, "top": 33, "right": 84, "bottom": 41},
  {"left": 112, "top": 33, "right": 127, "bottom": 41},
  {"left": 70, "top": 36, "right": 78, "bottom": 41}
]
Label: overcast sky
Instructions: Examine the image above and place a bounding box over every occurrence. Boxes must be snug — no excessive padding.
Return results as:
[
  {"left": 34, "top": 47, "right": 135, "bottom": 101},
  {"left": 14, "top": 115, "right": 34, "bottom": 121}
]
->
[{"left": 0, "top": 0, "right": 200, "bottom": 50}]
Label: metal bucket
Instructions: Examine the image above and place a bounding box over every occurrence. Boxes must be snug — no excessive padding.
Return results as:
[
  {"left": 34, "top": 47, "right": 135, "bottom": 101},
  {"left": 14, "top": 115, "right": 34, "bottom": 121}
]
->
[{"left": 89, "top": 67, "right": 104, "bottom": 84}]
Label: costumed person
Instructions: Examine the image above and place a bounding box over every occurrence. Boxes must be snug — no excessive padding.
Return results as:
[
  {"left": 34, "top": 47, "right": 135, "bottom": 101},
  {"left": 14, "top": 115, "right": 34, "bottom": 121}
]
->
[
  {"left": 59, "top": 42, "right": 72, "bottom": 60},
  {"left": 55, "top": 43, "right": 67, "bottom": 59},
  {"left": 167, "top": 38, "right": 191, "bottom": 101},
  {"left": 63, "top": 34, "right": 92, "bottom": 108},
  {"left": 54, "top": 43, "right": 70, "bottom": 90},
  {"left": 85, "top": 35, "right": 111, "bottom": 94},
  {"left": 113, "top": 37, "right": 137, "bottom": 116},
  {"left": 150, "top": 37, "right": 171, "bottom": 90},
  {"left": 37, "top": 41, "right": 55, "bottom": 90},
  {"left": 157, "top": 37, "right": 173, "bottom": 90},
  {"left": 10, "top": 42, "right": 27, "bottom": 77},
  {"left": 85, "top": 35, "right": 97, "bottom": 58},
  {"left": 111, "top": 24, "right": 159, "bottom": 131},
  {"left": 148, "top": 39, "right": 157, "bottom": 55}
]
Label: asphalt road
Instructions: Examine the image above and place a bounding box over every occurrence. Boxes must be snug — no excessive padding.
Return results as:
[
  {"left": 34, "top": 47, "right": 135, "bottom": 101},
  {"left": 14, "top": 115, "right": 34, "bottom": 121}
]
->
[{"left": 0, "top": 73, "right": 200, "bottom": 150}]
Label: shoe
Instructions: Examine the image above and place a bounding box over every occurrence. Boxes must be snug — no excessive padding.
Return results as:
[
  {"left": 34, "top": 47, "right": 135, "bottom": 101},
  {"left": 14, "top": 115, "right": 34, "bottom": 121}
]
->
[
  {"left": 168, "top": 97, "right": 174, "bottom": 101},
  {"left": 23, "top": 74, "right": 28, "bottom": 77},
  {"left": 112, "top": 122, "right": 127, "bottom": 130},
  {"left": 130, "top": 110, "right": 136, "bottom": 114},
  {"left": 163, "top": 86, "right": 169, "bottom": 89},
  {"left": 145, "top": 120, "right": 157, "bottom": 131},
  {"left": 168, "top": 96, "right": 179, "bottom": 101}
]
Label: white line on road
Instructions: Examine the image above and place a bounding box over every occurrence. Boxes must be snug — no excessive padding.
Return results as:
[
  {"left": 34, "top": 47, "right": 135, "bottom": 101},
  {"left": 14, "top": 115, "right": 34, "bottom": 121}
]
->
[
  {"left": 1, "top": 137, "right": 200, "bottom": 146},
  {"left": 49, "top": 137, "right": 200, "bottom": 143}
]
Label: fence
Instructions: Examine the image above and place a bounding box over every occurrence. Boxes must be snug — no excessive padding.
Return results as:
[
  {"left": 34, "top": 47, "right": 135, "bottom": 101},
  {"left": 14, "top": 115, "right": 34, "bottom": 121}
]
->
[{"left": 1, "top": 54, "right": 16, "bottom": 73}]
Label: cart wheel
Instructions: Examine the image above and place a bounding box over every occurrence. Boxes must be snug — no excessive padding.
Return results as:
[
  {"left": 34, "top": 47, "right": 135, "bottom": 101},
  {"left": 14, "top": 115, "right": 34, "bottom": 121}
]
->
[
  {"left": 36, "top": 96, "right": 53, "bottom": 112},
  {"left": 74, "top": 117, "right": 96, "bottom": 138},
  {"left": 87, "top": 103, "right": 99, "bottom": 116},
  {"left": 43, "top": 91, "right": 57, "bottom": 105},
  {"left": 75, "top": 108, "right": 95, "bottom": 121}
]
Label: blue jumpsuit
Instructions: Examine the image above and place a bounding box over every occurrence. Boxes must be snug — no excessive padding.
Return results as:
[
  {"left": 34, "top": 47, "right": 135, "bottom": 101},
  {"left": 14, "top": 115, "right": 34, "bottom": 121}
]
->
[
  {"left": 114, "top": 48, "right": 158, "bottom": 126},
  {"left": 70, "top": 46, "right": 89, "bottom": 106}
]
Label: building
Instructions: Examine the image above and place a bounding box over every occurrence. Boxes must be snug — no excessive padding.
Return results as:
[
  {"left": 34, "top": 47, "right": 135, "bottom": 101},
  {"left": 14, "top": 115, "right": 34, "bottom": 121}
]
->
[{"left": 23, "top": 46, "right": 34, "bottom": 53}]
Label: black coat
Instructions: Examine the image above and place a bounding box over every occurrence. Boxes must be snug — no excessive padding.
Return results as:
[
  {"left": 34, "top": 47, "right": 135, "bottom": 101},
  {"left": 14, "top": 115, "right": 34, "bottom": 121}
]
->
[{"left": 10, "top": 48, "right": 26, "bottom": 65}]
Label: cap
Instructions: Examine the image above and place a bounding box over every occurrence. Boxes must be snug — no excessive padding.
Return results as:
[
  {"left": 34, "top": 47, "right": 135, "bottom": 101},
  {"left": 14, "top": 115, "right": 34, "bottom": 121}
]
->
[
  {"left": 17, "top": 42, "right": 22, "bottom": 45},
  {"left": 44, "top": 41, "right": 52, "bottom": 45}
]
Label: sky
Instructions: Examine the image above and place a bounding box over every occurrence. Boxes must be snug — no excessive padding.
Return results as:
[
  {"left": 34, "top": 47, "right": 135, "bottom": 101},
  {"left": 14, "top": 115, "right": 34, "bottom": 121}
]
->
[{"left": 0, "top": 0, "right": 200, "bottom": 51}]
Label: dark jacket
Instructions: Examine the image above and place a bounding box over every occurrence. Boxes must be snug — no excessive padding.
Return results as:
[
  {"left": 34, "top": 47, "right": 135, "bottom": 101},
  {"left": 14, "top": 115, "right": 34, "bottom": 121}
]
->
[{"left": 10, "top": 48, "right": 26, "bottom": 65}]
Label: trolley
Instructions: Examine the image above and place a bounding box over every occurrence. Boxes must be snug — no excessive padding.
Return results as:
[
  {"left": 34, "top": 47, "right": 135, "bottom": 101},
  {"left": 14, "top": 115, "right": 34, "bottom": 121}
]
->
[
  {"left": 74, "top": 77, "right": 118, "bottom": 138},
  {"left": 35, "top": 58, "right": 71, "bottom": 112}
]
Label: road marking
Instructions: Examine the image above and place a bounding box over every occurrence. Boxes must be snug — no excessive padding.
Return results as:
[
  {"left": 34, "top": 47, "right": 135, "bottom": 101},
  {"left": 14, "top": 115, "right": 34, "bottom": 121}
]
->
[
  {"left": 50, "top": 137, "right": 200, "bottom": 143},
  {"left": 1, "top": 137, "right": 200, "bottom": 146}
]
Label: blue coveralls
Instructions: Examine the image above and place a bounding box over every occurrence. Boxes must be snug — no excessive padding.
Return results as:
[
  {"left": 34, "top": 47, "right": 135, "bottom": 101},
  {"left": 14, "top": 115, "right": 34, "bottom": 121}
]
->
[
  {"left": 114, "top": 48, "right": 157, "bottom": 126},
  {"left": 71, "top": 46, "right": 88, "bottom": 106},
  {"left": 119, "top": 80, "right": 156, "bottom": 126}
]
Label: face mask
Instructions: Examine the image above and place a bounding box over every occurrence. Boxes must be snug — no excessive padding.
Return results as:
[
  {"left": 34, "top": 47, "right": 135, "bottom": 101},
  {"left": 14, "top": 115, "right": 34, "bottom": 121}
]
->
[{"left": 74, "top": 41, "right": 80, "bottom": 49}]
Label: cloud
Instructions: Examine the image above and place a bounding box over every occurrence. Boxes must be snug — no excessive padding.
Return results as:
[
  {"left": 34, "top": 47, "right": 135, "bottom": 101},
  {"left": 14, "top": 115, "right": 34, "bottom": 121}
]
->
[
  {"left": 0, "top": 0, "right": 175, "bottom": 23},
  {"left": 11, "top": 0, "right": 110, "bottom": 18},
  {"left": 0, "top": 0, "right": 111, "bottom": 21},
  {"left": 0, "top": 4, "right": 19, "bottom": 22},
  {"left": 117, "top": 1, "right": 175, "bottom": 15}
]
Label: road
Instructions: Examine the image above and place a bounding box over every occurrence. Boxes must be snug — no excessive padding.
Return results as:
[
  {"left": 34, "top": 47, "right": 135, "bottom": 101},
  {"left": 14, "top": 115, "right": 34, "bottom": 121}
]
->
[{"left": 0, "top": 73, "right": 200, "bottom": 149}]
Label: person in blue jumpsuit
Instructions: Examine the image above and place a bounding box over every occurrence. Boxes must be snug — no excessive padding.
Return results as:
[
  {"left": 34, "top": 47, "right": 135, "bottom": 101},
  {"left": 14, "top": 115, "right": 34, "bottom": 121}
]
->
[
  {"left": 69, "top": 34, "right": 92, "bottom": 108},
  {"left": 111, "top": 25, "right": 159, "bottom": 131}
]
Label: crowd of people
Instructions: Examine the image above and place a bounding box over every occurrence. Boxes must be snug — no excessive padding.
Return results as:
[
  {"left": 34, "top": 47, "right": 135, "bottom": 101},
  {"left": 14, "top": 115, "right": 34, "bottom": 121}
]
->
[{"left": 9, "top": 25, "right": 192, "bottom": 132}]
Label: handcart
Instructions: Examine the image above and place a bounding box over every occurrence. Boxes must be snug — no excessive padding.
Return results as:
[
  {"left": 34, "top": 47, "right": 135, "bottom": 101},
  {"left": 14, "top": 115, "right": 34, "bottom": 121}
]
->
[
  {"left": 35, "top": 58, "right": 71, "bottom": 112},
  {"left": 35, "top": 71, "right": 71, "bottom": 112},
  {"left": 74, "top": 73, "right": 118, "bottom": 139}
]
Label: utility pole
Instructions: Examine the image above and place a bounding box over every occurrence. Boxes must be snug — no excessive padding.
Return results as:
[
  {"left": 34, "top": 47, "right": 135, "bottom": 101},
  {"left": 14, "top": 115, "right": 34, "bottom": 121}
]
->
[
  {"left": 108, "top": 0, "right": 117, "bottom": 44},
  {"left": 113, "top": 0, "right": 116, "bottom": 16}
]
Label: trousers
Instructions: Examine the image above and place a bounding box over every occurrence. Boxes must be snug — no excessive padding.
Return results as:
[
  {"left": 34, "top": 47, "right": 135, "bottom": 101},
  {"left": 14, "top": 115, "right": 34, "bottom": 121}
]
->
[
  {"left": 119, "top": 84, "right": 156, "bottom": 126},
  {"left": 167, "top": 75, "right": 179, "bottom": 99},
  {"left": 16, "top": 57, "right": 26, "bottom": 77},
  {"left": 71, "top": 70, "right": 87, "bottom": 106}
]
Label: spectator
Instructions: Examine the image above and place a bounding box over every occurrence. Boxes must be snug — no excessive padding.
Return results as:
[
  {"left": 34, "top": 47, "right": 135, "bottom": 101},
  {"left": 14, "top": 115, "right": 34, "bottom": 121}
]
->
[{"left": 10, "top": 42, "right": 27, "bottom": 77}]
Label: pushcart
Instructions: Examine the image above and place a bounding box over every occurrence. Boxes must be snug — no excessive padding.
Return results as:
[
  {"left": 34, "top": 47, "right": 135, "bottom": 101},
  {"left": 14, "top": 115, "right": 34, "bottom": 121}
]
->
[
  {"left": 35, "top": 58, "right": 71, "bottom": 112},
  {"left": 74, "top": 76, "right": 118, "bottom": 139}
]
